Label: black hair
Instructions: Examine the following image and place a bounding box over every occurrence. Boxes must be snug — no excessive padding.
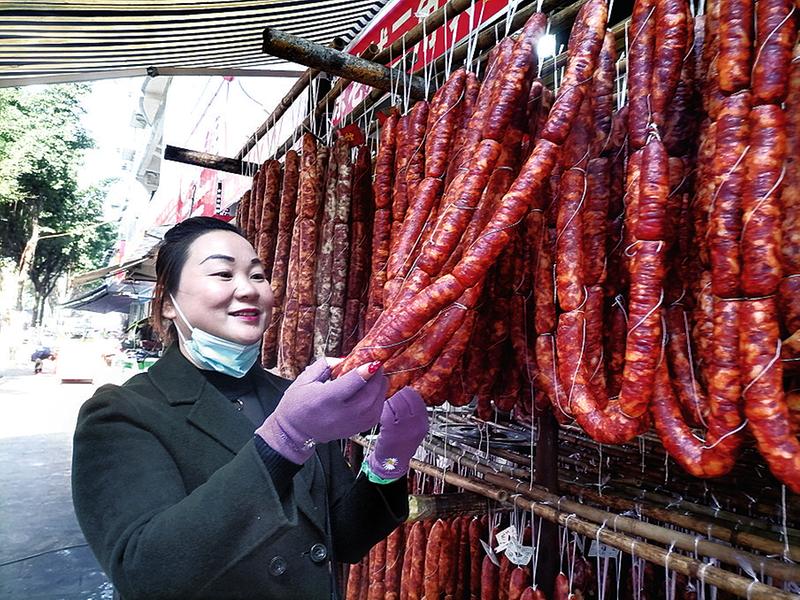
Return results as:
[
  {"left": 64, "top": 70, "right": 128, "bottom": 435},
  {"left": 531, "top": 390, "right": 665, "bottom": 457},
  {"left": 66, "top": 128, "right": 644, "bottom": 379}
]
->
[{"left": 150, "top": 216, "right": 244, "bottom": 342}]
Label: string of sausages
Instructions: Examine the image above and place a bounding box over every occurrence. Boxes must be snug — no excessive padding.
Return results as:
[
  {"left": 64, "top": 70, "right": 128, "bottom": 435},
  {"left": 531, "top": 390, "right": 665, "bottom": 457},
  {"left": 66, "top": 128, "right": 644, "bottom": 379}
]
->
[
  {"left": 343, "top": 516, "right": 598, "bottom": 600},
  {"left": 342, "top": 512, "right": 710, "bottom": 600},
  {"left": 236, "top": 0, "right": 800, "bottom": 492}
]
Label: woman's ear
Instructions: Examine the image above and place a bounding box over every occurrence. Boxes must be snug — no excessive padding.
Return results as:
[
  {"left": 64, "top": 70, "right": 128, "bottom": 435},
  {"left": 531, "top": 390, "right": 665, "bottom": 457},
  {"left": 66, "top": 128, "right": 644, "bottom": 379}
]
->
[{"left": 161, "top": 295, "right": 176, "bottom": 321}]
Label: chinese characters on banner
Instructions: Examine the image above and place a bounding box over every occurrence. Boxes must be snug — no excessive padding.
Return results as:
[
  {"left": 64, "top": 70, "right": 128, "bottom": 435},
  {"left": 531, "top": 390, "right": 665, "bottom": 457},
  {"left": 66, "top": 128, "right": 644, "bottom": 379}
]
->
[{"left": 332, "top": 0, "right": 509, "bottom": 124}]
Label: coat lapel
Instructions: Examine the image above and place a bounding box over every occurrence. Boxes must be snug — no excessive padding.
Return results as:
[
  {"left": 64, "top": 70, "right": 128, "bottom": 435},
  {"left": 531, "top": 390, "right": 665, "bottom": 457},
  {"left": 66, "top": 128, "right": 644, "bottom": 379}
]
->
[
  {"left": 186, "top": 389, "right": 254, "bottom": 455},
  {"left": 253, "top": 369, "right": 328, "bottom": 534},
  {"left": 148, "top": 347, "right": 327, "bottom": 533},
  {"left": 147, "top": 344, "right": 253, "bottom": 454},
  {"left": 293, "top": 457, "right": 327, "bottom": 534}
]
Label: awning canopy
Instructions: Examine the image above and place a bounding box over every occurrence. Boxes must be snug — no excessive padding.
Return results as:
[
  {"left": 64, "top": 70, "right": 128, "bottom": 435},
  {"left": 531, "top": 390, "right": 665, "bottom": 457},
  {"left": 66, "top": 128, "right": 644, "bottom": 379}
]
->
[
  {"left": 71, "top": 255, "right": 153, "bottom": 286},
  {"left": 71, "top": 223, "right": 172, "bottom": 286},
  {"left": 1, "top": 0, "right": 388, "bottom": 87},
  {"left": 62, "top": 280, "right": 154, "bottom": 313}
]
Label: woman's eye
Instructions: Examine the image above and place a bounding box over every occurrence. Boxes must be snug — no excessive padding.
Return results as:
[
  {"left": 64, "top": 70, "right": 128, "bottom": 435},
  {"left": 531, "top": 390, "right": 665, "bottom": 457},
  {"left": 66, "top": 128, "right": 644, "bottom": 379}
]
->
[
  {"left": 251, "top": 273, "right": 267, "bottom": 281},
  {"left": 212, "top": 271, "right": 233, "bottom": 278}
]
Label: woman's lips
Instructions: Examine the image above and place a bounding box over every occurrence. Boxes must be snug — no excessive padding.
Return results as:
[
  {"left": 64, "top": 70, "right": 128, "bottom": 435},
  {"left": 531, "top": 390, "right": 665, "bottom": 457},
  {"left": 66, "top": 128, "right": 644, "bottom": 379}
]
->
[{"left": 230, "top": 309, "right": 261, "bottom": 322}]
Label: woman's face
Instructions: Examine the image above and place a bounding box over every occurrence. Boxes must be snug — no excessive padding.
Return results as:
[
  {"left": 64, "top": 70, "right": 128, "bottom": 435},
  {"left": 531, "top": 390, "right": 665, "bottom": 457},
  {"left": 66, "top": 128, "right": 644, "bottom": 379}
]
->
[{"left": 162, "top": 230, "right": 273, "bottom": 346}]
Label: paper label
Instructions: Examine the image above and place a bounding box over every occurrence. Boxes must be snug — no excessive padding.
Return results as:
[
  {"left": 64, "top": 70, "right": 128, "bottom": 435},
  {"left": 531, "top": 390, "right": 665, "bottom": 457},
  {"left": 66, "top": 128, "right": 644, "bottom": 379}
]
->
[
  {"left": 495, "top": 526, "right": 517, "bottom": 546},
  {"left": 480, "top": 539, "right": 500, "bottom": 567},
  {"left": 505, "top": 540, "right": 534, "bottom": 566},
  {"left": 588, "top": 540, "right": 620, "bottom": 559}
]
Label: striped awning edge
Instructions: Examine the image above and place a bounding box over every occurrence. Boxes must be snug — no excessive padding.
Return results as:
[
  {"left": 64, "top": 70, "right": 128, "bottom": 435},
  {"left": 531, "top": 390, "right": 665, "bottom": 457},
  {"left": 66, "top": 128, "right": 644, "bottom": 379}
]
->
[{"left": 0, "top": 0, "right": 389, "bottom": 87}]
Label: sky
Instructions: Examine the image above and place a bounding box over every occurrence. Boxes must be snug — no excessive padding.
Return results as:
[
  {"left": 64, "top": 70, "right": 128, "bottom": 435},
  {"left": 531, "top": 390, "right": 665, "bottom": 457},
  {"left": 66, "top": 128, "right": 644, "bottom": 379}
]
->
[{"left": 78, "top": 77, "right": 144, "bottom": 191}]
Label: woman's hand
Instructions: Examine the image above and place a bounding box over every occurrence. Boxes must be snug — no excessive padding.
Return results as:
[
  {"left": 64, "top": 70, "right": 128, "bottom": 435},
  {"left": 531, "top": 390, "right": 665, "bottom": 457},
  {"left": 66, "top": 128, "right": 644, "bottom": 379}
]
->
[
  {"left": 256, "top": 358, "right": 388, "bottom": 464},
  {"left": 365, "top": 386, "right": 429, "bottom": 481}
]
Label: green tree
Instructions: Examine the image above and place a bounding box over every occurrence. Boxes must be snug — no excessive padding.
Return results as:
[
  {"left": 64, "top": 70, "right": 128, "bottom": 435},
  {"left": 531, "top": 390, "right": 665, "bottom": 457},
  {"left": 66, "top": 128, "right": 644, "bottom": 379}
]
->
[
  {"left": 28, "top": 179, "right": 117, "bottom": 325},
  {"left": 0, "top": 84, "right": 114, "bottom": 321}
]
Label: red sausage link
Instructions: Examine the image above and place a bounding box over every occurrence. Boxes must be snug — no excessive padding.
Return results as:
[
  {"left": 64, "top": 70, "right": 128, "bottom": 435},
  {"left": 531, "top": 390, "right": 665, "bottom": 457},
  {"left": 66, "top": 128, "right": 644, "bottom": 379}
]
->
[
  {"left": 742, "top": 296, "right": 800, "bottom": 493},
  {"left": 636, "top": 138, "right": 670, "bottom": 241},
  {"left": 741, "top": 104, "right": 787, "bottom": 297},
  {"left": 709, "top": 92, "right": 751, "bottom": 298},
  {"left": 752, "top": 0, "right": 797, "bottom": 105},
  {"left": 651, "top": 0, "right": 689, "bottom": 130},
  {"left": 481, "top": 555, "right": 500, "bottom": 600},
  {"left": 718, "top": 0, "right": 754, "bottom": 93},
  {"left": 618, "top": 241, "right": 667, "bottom": 418},
  {"left": 627, "top": 0, "right": 656, "bottom": 150},
  {"left": 424, "top": 520, "right": 445, "bottom": 600}
]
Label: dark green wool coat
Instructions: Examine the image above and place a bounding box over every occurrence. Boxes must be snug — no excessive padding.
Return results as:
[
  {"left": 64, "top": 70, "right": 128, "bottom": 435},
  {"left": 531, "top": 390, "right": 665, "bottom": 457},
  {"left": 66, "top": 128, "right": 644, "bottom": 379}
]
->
[{"left": 72, "top": 345, "right": 408, "bottom": 600}]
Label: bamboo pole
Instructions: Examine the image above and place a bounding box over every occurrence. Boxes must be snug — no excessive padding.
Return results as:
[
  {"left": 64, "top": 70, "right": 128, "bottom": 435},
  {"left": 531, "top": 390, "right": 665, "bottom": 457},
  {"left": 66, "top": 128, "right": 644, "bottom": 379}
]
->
[
  {"left": 351, "top": 435, "right": 508, "bottom": 503},
  {"left": 447, "top": 414, "right": 800, "bottom": 533},
  {"left": 613, "top": 484, "right": 800, "bottom": 543},
  {"left": 400, "top": 441, "right": 800, "bottom": 599},
  {"left": 339, "top": 0, "right": 546, "bottom": 131},
  {"left": 264, "top": 0, "right": 485, "bottom": 162},
  {"left": 509, "top": 494, "right": 800, "bottom": 600},
  {"left": 163, "top": 144, "right": 258, "bottom": 174},
  {"left": 360, "top": 414, "right": 800, "bottom": 597},
  {"left": 408, "top": 492, "right": 490, "bottom": 521},
  {"left": 440, "top": 420, "right": 800, "bottom": 550},
  {"left": 268, "top": 0, "right": 599, "bottom": 161},
  {"left": 261, "top": 28, "right": 427, "bottom": 100},
  {"left": 422, "top": 434, "right": 800, "bottom": 583},
  {"left": 561, "top": 482, "right": 800, "bottom": 562},
  {"left": 234, "top": 38, "right": 346, "bottom": 161}
]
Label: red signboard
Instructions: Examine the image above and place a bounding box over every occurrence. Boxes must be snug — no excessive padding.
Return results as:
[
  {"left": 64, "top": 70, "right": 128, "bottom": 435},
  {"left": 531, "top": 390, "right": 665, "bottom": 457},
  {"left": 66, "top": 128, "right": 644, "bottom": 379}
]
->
[{"left": 333, "top": 0, "right": 510, "bottom": 123}]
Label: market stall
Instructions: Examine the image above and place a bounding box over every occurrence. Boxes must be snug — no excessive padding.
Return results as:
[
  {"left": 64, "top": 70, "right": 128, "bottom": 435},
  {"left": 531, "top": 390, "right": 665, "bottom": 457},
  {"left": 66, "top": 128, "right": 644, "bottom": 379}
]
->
[{"left": 219, "top": 0, "right": 800, "bottom": 597}]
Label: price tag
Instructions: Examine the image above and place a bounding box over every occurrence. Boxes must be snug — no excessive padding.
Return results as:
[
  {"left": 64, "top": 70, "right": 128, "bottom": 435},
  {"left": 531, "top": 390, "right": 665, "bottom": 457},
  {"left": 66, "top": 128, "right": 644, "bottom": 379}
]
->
[
  {"left": 505, "top": 539, "right": 534, "bottom": 566},
  {"left": 495, "top": 526, "right": 517, "bottom": 546},
  {"left": 480, "top": 539, "right": 500, "bottom": 567},
  {"left": 494, "top": 526, "right": 516, "bottom": 553},
  {"left": 588, "top": 540, "right": 620, "bottom": 559}
]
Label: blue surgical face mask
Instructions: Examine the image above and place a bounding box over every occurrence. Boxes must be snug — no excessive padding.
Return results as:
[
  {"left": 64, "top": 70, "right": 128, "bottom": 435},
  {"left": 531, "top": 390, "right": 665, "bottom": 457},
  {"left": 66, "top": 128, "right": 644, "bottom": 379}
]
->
[{"left": 169, "top": 294, "right": 260, "bottom": 378}]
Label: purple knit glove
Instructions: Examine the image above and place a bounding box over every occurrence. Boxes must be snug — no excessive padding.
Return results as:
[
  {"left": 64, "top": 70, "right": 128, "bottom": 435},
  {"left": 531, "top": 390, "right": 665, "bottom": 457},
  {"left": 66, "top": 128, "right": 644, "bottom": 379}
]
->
[
  {"left": 257, "top": 358, "right": 388, "bottom": 464},
  {"left": 366, "top": 386, "right": 429, "bottom": 480}
]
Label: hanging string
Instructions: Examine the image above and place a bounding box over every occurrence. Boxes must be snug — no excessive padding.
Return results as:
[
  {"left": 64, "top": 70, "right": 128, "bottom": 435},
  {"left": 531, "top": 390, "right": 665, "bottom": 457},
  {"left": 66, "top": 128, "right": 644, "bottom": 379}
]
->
[
  {"left": 443, "top": 2, "right": 455, "bottom": 78},
  {"left": 398, "top": 37, "right": 413, "bottom": 113},
  {"left": 465, "top": 0, "right": 485, "bottom": 73},
  {"left": 505, "top": 0, "right": 521, "bottom": 39},
  {"left": 419, "top": 13, "right": 430, "bottom": 100}
]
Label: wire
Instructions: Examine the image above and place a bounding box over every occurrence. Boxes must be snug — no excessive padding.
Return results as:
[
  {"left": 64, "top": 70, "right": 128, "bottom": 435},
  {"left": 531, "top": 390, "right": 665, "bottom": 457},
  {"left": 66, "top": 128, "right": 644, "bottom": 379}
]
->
[
  {"left": 237, "top": 79, "right": 270, "bottom": 113},
  {"left": 0, "top": 543, "right": 90, "bottom": 568}
]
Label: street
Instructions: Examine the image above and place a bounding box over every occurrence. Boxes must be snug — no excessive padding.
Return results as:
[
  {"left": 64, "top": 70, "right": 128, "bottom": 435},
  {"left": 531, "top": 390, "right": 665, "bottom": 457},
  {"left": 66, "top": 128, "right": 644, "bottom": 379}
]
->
[{"left": 0, "top": 347, "right": 123, "bottom": 599}]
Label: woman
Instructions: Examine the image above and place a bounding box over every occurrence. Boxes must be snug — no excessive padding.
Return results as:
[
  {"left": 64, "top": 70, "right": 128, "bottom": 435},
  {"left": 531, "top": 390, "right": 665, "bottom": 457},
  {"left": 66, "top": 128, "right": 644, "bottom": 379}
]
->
[{"left": 72, "top": 217, "right": 428, "bottom": 599}]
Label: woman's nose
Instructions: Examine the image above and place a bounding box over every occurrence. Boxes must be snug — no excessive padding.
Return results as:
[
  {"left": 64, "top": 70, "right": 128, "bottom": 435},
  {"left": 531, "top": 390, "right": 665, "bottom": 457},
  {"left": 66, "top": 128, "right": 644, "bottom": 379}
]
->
[{"left": 234, "top": 274, "right": 259, "bottom": 299}]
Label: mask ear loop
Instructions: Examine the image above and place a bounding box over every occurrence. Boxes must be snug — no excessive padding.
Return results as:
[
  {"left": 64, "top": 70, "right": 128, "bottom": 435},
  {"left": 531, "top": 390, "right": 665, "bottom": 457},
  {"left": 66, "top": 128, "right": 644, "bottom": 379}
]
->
[{"left": 168, "top": 293, "right": 193, "bottom": 340}]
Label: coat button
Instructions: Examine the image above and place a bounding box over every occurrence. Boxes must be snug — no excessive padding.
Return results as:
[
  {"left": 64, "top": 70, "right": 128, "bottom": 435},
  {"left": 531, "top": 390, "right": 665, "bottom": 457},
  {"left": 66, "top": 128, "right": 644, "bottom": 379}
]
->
[
  {"left": 309, "top": 543, "right": 328, "bottom": 564},
  {"left": 268, "top": 556, "right": 287, "bottom": 576}
]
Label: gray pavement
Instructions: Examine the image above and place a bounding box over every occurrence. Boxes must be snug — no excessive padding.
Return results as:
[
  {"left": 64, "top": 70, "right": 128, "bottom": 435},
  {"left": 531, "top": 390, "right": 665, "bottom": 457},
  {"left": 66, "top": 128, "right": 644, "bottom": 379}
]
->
[{"left": 0, "top": 352, "right": 122, "bottom": 599}]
